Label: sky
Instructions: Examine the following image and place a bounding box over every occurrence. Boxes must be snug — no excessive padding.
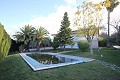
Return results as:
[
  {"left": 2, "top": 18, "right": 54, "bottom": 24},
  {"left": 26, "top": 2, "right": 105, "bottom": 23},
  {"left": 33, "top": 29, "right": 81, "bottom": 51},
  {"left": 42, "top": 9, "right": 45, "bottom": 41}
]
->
[{"left": 0, "top": 0, "right": 120, "bottom": 38}]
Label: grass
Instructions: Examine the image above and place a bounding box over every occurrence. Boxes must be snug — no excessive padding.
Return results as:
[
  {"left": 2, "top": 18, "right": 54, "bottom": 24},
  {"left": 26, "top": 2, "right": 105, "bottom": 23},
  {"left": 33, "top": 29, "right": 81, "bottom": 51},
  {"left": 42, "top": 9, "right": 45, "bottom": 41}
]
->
[
  {"left": 0, "top": 48, "right": 120, "bottom": 80},
  {"left": 41, "top": 48, "right": 120, "bottom": 66}
]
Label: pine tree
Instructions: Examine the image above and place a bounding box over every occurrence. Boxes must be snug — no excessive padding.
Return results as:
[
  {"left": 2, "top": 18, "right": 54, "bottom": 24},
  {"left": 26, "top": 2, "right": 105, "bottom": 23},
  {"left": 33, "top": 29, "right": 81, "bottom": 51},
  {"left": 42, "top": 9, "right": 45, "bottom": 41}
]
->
[
  {"left": 52, "top": 36, "right": 59, "bottom": 50},
  {"left": 58, "top": 12, "right": 73, "bottom": 50}
]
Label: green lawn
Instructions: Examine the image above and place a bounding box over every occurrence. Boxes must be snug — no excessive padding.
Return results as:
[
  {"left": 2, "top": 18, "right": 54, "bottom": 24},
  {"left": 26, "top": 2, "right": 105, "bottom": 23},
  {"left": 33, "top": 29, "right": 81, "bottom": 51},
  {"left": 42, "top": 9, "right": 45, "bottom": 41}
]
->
[
  {"left": 0, "top": 48, "right": 120, "bottom": 80},
  {"left": 42, "top": 48, "right": 120, "bottom": 66}
]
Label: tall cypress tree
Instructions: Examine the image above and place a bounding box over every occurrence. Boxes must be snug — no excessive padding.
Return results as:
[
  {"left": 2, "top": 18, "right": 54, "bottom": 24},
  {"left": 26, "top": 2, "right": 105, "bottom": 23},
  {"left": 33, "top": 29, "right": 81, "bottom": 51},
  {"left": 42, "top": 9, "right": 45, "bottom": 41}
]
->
[
  {"left": 0, "top": 23, "right": 11, "bottom": 61},
  {"left": 58, "top": 12, "right": 73, "bottom": 50}
]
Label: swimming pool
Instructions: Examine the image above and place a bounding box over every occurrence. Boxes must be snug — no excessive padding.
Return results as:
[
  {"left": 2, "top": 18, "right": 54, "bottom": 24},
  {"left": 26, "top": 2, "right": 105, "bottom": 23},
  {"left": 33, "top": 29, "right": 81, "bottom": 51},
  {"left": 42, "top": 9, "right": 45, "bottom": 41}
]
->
[{"left": 20, "top": 52, "right": 95, "bottom": 71}]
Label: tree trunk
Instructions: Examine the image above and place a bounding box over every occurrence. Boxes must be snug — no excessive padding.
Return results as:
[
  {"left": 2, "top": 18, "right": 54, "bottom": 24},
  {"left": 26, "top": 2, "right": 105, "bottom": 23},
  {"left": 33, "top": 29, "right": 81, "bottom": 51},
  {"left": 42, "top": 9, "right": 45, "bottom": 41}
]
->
[
  {"left": 116, "top": 32, "right": 118, "bottom": 44},
  {"left": 26, "top": 42, "right": 30, "bottom": 52},
  {"left": 90, "top": 40, "right": 93, "bottom": 55},
  {"left": 64, "top": 45, "right": 65, "bottom": 50},
  {"left": 44, "top": 46, "right": 45, "bottom": 50},
  {"left": 71, "top": 45, "right": 73, "bottom": 49},
  {"left": 36, "top": 44, "right": 39, "bottom": 51},
  {"left": 107, "top": 9, "right": 110, "bottom": 47},
  {"left": 116, "top": 31, "right": 120, "bottom": 45},
  {"left": 36, "top": 41, "right": 41, "bottom": 51}
]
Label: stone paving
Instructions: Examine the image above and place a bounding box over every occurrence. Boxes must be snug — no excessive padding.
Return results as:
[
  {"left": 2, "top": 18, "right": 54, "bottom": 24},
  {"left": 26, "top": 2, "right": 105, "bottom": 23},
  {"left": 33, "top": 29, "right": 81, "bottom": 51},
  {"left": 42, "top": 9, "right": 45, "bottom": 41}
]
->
[{"left": 97, "top": 60, "right": 120, "bottom": 71}]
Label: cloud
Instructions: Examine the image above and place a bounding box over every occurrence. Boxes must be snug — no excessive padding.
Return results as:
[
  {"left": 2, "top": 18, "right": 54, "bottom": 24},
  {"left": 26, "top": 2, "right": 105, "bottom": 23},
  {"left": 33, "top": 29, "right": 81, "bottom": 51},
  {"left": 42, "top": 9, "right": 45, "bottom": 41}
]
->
[
  {"left": 5, "top": 0, "right": 80, "bottom": 39},
  {"left": 6, "top": 24, "right": 24, "bottom": 38},
  {"left": 88, "top": 0, "right": 120, "bottom": 34},
  {"left": 6, "top": 0, "right": 120, "bottom": 39},
  {"left": 88, "top": 0, "right": 104, "bottom": 3},
  {"left": 28, "top": 5, "right": 77, "bottom": 34},
  {"left": 7, "top": 4, "right": 77, "bottom": 39},
  {"left": 64, "top": 0, "right": 77, "bottom": 5}
]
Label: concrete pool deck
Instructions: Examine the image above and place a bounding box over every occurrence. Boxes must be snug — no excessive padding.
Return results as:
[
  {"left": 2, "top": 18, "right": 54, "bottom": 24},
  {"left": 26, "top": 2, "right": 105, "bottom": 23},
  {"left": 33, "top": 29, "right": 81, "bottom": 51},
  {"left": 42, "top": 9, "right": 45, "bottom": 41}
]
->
[{"left": 20, "top": 52, "right": 95, "bottom": 71}]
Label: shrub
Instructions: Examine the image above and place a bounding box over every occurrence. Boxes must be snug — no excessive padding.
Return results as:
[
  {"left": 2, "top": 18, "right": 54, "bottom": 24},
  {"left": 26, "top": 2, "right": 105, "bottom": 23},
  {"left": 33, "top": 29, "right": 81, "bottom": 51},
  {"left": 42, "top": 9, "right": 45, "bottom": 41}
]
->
[
  {"left": 19, "top": 45, "right": 25, "bottom": 52},
  {"left": 52, "top": 37, "right": 59, "bottom": 50},
  {"left": 0, "top": 24, "right": 11, "bottom": 61},
  {"left": 9, "top": 39, "right": 20, "bottom": 53},
  {"left": 98, "top": 37, "right": 107, "bottom": 47},
  {"left": 109, "top": 38, "right": 120, "bottom": 46},
  {"left": 77, "top": 41, "right": 89, "bottom": 52}
]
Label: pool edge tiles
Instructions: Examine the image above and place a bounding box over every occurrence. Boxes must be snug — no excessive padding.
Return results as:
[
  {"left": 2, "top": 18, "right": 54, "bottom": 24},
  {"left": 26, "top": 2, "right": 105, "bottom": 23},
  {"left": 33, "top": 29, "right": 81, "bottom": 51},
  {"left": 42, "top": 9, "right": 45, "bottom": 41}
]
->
[{"left": 19, "top": 52, "right": 95, "bottom": 71}]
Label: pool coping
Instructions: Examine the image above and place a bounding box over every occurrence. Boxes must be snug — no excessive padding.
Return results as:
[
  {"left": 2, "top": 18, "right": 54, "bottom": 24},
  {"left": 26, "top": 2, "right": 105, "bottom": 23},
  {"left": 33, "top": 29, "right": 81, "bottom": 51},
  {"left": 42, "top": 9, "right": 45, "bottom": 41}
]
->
[{"left": 19, "top": 52, "right": 95, "bottom": 71}]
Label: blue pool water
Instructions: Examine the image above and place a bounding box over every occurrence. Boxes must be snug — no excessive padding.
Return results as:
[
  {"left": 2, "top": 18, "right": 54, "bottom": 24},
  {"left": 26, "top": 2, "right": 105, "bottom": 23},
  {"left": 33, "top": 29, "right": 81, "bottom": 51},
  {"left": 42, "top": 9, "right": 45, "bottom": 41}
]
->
[
  {"left": 20, "top": 52, "right": 95, "bottom": 71},
  {"left": 27, "top": 53, "right": 78, "bottom": 65}
]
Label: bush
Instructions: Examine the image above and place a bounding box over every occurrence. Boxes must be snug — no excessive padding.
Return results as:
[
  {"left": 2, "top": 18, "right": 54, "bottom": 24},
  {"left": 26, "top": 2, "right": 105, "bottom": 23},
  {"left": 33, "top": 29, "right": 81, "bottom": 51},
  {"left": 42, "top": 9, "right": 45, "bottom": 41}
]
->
[
  {"left": 109, "top": 38, "right": 116, "bottom": 45},
  {"left": 9, "top": 39, "right": 22, "bottom": 54},
  {"left": 52, "top": 37, "right": 59, "bottom": 50},
  {"left": 19, "top": 45, "right": 25, "bottom": 52},
  {"left": 0, "top": 24, "right": 11, "bottom": 61},
  {"left": 98, "top": 37, "right": 107, "bottom": 47},
  {"left": 77, "top": 41, "right": 89, "bottom": 52}
]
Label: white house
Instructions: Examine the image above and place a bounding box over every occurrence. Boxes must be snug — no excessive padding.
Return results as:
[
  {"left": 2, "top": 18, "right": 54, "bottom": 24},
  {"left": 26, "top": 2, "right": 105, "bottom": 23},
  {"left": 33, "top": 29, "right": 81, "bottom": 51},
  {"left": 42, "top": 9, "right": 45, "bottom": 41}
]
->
[
  {"left": 51, "top": 31, "right": 98, "bottom": 49},
  {"left": 65, "top": 34, "right": 98, "bottom": 49}
]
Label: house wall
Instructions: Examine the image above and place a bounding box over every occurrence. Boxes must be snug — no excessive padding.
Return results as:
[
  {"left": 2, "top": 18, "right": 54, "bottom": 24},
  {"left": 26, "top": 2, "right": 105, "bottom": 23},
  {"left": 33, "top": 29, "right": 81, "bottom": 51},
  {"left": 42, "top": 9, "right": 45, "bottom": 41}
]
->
[
  {"left": 51, "top": 34, "right": 98, "bottom": 49},
  {"left": 65, "top": 35, "right": 98, "bottom": 49}
]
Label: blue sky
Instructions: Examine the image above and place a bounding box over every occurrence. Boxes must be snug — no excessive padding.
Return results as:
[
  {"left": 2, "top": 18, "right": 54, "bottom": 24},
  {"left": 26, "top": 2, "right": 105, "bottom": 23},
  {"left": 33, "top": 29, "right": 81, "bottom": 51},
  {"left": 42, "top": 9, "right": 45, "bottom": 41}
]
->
[
  {"left": 0, "top": 0, "right": 85, "bottom": 37},
  {"left": 0, "top": 0, "right": 65, "bottom": 25},
  {"left": 0, "top": 0, "right": 120, "bottom": 38}
]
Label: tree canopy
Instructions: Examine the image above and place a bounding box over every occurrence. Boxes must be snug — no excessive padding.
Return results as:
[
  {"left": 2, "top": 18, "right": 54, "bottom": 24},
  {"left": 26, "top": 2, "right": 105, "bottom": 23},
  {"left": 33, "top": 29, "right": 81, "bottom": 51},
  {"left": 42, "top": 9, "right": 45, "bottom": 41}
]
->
[
  {"left": 74, "top": 1, "right": 103, "bottom": 55},
  {"left": 0, "top": 23, "right": 11, "bottom": 61},
  {"left": 35, "top": 26, "right": 49, "bottom": 51},
  {"left": 104, "top": 0, "right": 120, "bottom": 12},
  {"left": 57, "top": 12, "right": 73, "bottom": 49},
  {"left": 13, "top": 25, "right": 35, "bottom": 51}
]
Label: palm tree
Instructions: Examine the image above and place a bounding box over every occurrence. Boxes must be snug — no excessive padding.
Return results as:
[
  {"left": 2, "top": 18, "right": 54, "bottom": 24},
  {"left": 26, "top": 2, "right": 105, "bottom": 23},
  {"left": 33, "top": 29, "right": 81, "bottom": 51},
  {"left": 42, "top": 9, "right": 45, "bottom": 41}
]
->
[
  {"left": 105, "top": 0, "right": 119, "bottom": 47},
  {"left": 41, "top": 37, "right": 51, "bottom": 50},
  {"left": 35, "top": 27, "right": 49, "bottom": 51},
  {"left": 106, "top": 0, "right": 119, "bottom": 12},
  {"left": 14, "top": 25, "right": 35, "bottom": 52}
]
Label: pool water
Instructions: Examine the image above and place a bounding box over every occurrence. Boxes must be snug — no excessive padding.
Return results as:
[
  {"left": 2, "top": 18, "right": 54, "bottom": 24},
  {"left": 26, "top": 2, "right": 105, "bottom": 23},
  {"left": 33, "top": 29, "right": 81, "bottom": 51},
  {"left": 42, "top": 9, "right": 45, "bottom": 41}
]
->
[
  {"left": 20, "top": 52, "right": 95, "bottom": 71},
  {"left": 27, "top": 54, "right": 77, "bottom": 65}
]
